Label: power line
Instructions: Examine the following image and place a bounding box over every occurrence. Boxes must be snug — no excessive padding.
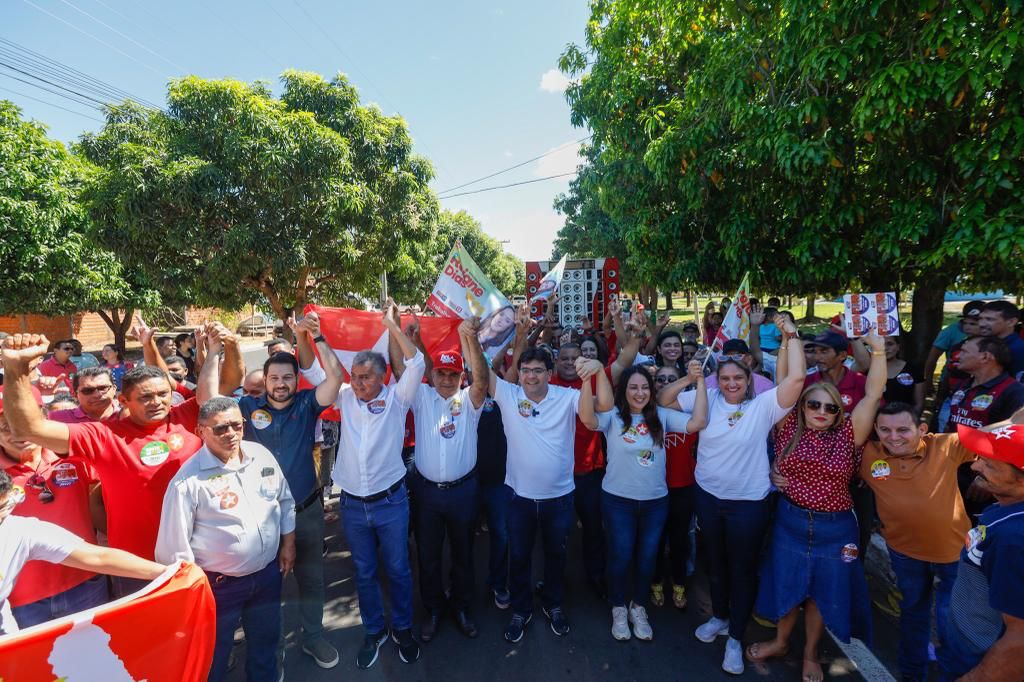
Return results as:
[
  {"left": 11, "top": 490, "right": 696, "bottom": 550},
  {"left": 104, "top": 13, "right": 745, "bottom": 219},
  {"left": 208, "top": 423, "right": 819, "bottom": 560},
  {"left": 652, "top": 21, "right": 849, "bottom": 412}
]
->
[
  {"left": 0, "top": 60, "right": 110, "bottom": 107},
  {"left": 55, "top": 0, "right": 188, "bottom": 72},
  {"left": 438, "top": 172, "right": 577, "bottom": 200},
  {"left": 436, "top": 135, "right": 591, "bottom": 195},
  {"left": 0, "top": 83, "right": 104, "bottom": 122}
]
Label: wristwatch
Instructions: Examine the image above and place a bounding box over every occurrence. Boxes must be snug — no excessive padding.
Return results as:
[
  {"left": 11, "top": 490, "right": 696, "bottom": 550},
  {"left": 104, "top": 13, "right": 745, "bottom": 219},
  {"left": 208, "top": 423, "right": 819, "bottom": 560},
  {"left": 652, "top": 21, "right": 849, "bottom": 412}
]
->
[{"left": 313, "top": 335, "right": 326, "bottom": 344}]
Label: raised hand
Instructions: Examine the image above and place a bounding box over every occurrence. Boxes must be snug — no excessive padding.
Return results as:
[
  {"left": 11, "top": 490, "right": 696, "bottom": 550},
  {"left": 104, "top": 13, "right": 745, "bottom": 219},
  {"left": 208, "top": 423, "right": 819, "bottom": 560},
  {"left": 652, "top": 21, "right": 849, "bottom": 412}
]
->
[
  {"left": 298, "top": 312, "right": 322, "bottom": 339},
  {"left": 574, "top": 357, "right": 604, "bottom": 380},
  {"left": 579, "top": 316, "right": 594, "bottom": 333},
  {"left": 381, "top": 298, "right": 400, "bottom": 330},
  {"left": 607, "top": 295, "right": 621, "bottom": 319},
  {"left": 626, "top": 314, "right": 647, "bottom": 337},
  {"left": 405, "top": 309, "right": 422, "bottom": 341},
  {"left": 686, "top": 360, "right": 704, "bottom": 382},
  {"left": 1, "top": 333, "right": 51, "bottom": 369},
  {"left": 863, "top": 330, "right": 885, "bottom": 353},
  {"left": 749, "top": 303, "right": 765, "bottom": 327},
  {"left": 458, "top": 316, "right": 481, "bottom": 338},
  {"left": 656, "top": 312, "right": 671, "bottom": 328},
  {"left": 775, "top": 314, "right": 797, "bottom": 335}
]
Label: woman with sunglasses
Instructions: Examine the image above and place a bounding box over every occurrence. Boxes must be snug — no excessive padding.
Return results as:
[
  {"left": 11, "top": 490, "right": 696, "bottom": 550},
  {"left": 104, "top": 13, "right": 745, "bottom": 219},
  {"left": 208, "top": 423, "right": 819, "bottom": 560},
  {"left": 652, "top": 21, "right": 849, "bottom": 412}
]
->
[
  {"left": 747, "top": 332, "right": 886, "bottom": 682},
  {"left": 659, "top": 315, "right": 806, "bottom": 675},
  {"left": 101, "top": 344, "right": 134, "bottom": 393},
  {"left": 578, "top": 361, "right": 707, "bottom": 642}
]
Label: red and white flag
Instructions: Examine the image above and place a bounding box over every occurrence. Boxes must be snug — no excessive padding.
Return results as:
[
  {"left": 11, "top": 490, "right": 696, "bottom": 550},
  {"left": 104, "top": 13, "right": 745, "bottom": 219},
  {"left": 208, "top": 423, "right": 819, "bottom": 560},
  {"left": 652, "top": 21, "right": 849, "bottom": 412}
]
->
[
  {"left": 712, "top": 272, "right": 753, "bottom": 353},
  {"left": 0, "top": 562, "right": 215, "bottom": 682}
]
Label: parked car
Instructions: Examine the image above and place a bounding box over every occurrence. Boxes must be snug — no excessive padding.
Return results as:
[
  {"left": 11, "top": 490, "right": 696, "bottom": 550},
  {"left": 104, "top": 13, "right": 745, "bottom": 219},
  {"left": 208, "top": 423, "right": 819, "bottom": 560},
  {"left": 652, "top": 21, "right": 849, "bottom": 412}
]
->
[{"left": 235, "top": 313, "right": 278, "bottom": 336}]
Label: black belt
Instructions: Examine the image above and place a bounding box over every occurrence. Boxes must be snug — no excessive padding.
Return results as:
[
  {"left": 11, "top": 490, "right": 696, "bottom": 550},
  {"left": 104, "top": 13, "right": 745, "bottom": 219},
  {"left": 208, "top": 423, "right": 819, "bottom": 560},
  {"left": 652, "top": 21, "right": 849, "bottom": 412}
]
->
[
  {"left": 418, "top": 468, "right": 477, "bottom": 490},
  {"left": 342, "top": 479, "right": 404, "bottom": 503},
  {"left": 294, "top": 488, "right": 323, "bottom": 513}
]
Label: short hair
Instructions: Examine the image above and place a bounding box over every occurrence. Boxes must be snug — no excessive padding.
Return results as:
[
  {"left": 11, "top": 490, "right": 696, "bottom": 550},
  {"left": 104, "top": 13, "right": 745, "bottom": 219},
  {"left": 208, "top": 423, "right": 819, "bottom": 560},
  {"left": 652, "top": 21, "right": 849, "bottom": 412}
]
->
[
  {"left": 265, "top": 337, "right": 291, "bottom": 350},
  {"left": 156, "top": 336, "right": 175, "bottom": 346},
  {"left": 877, "top": 400, "right": 920, "bottom": 423},
  {"left": 198, "top": 396, "right": 241, "bottom": 422},
  {"left": 518, "top": 347, "right": 554, "bottom": 371},
  {"left": 174, "top": 333, "right": 192, "bottom": 345},
  {"left": 73, "top": 366, "right": 114, "bottom": 392},
  {"left": 558, "top": 342, "right": 581, "bottom": 355},
  {"left": 352, "top": 350, "right": 387, "bottom": 376},
  {"left": 982, "top": 300, "right": 1020, "bottom": 321},
  {"left": 263, "top": 351, "right": 299, "bottom": 376},
  {"left": 165, "top": 355, "right": 187, "bottom": 368},
  {"left": 121, "top": 365, "right": 171, "bottom": 397},
  {"left": 971, "top": 336, "right": 1013, "bottom": 369},
  {"left": 767, "top": 297, "right": 782, "bottom": 307}
]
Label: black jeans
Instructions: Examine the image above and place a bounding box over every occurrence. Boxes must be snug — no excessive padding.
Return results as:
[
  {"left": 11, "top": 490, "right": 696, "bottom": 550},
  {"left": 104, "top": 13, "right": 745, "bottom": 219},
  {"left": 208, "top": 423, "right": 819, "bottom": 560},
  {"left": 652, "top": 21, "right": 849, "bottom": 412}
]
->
[
  {"left": 507, "top": 488, "right": 575, "bottom": 616},
  {"left": 411, "top": 473, "right": 479, "bottom": 613},
  {"left": 573, "top": 469, "right": 606, "bottom": 582},
  {"left": 654, "top": 485, "right": 697, "bottom": 586}
]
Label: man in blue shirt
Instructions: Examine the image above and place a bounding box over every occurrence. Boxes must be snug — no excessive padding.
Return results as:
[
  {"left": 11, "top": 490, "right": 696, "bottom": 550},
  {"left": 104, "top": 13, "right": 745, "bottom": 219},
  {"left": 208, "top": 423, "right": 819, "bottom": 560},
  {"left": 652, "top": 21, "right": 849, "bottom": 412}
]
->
[
  {"left": 238, "top": 312, "right": 344, "bottom": 669},
  {"left": 942, "top": 414, "right": 1024, "bottom": 681},
  {"left": 979, "top": 301, "right": 1024, "bottom": 381}
]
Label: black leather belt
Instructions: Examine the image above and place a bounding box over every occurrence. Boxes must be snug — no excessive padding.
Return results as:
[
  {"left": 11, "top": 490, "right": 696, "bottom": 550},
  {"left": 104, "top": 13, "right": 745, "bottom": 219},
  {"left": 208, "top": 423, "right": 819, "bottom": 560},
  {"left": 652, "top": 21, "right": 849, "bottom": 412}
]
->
[
  {"left": 418, "top": 468, "right": 477, "bottom": 490},
  {"left": 342, "top": 479, "right": 404, "bottom": 503},
  {"left": 294, "top": 488, "right": 323, "bottom": 513}
]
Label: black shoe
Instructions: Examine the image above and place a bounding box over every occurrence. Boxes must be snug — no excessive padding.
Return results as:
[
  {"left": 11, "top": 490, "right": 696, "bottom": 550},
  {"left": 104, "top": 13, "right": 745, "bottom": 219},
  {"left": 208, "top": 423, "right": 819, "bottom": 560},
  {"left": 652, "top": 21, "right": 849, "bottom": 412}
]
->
[
  {"left": 420, "top": 612, "right": 441, "bottom": 643},
  {"left": 542, "top": 606, "right": 570, "bottom": 636},
  {"left": 392, "top": 628, "right": 421, "bottom": 663},
  {"left": 504, "top": 613, "right": 532, "bottom": 643},
  {"left": 493, "top": 588, "right": 511, "bottom": 610},
  {"left": 454, "top": 610, "right": 478, "bottom": 638},
  {"left": 356, "top": 629, "right": 389, "bottom": 669},
  {"left": 588, "top": 575, "right": 608, "bottom": 601}
]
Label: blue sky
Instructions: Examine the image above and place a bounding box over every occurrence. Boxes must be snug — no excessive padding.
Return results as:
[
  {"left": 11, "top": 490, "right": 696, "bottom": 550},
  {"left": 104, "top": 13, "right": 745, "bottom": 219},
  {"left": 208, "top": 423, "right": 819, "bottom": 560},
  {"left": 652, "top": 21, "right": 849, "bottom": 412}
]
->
[{"left": 2, "top": 0, "right": 590, "bottom": 262}]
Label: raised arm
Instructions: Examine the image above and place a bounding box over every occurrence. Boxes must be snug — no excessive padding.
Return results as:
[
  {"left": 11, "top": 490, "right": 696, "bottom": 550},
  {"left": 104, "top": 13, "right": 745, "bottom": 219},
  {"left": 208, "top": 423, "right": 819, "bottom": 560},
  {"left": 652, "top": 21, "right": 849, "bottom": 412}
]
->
[
  {"left": 774, "top": 316, "right": 806, "bottom": 409},
  {"left": 504, "top": 303, "right": 533, "bottom": 385},
  {"left": 291, "top": 313, "right": 316, "bottom": 371},
  {"left": 849, "top": 334, "right": 872, "bottom": 374},
  {"left": 135, "top": 323, "right": 170, "bottom": 381},
  {"left": 851, "top": 332, "right": 887, "bottom": 445},
  {"left": 460, "top": 317, "right": 489, "bottom": 409},
  {"left": 383, "top": 298, "right": 417, "bottom": 362},
  {"left": 299, "top": 313, "right": 344, "bottom": 408},
  {"left": 642, "top": 311, "right": 668, "bottom": 355},
  {"left": 610, "top": 315, "right": 646, "bottom": 385},
  {"left": 219, "top": 329, "right": 244, "bottom": 396},
  {"left": 657, "top": 373, "right": 697, "bottom": 408},
  {"left": 1, "top": 334, "right": 71, "bottom": 454},
  {"left": 684, "top": 360, "right": 709, "bottom": 433},
  {"left": 575, "top": 360, "right": 600, "bottom": 430},
  {"left": 462, "top": 315, "right": 498, "bottom": 397},
  {"left": 195, "top": 323, "right": 224, "bottom": 405},
  {"left": 748, "top": 305, "right": 765, "bottom": 369}
]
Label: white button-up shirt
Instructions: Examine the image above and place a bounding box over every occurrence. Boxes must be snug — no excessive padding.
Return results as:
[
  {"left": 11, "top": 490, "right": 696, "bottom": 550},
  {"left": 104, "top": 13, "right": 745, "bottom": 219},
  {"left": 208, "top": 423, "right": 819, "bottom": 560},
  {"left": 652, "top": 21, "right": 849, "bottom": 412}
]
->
[
  {"left": 412, "top": 385, "right": 483, "bottom": 483},
  {"left": 155, "top": 441, "right": 296, "bottom": 577},
  {"left": 330, "top": 351, "right": 425, "bottom": 497}
]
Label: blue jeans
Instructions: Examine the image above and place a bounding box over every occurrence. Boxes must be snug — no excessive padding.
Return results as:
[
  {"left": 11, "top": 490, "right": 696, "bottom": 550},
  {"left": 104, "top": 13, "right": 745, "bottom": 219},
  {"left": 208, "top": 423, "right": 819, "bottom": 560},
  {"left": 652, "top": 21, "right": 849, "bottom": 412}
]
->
[
  {"left": 207, "top": 561, "right": 282, "bottom": 682},
  {"left": 340, "top": 482, "right": 414, "bottom": 634},
  {"left": 574, "top": 469, "right": 606, "bottom": 582},
  {"left": 479, "top": 483, "right": 510, "bottom": 593},
  {"left": 507, "top": 487, "right": 574, "bottom": 616},
  {"left": 11, "top": 574, "right": 109, "bottom": 628},
  {"left": 695, "top": 486, "right": 770, "bottom": 640},
  {"left": 888, "top": 548, "right": 958, "bottom": 680},
  {"left": 602, "top": 491, "right": 668, "bottom": 607},
  {"left": 411, "top": 474, "right": 479, "bottom": 612}
]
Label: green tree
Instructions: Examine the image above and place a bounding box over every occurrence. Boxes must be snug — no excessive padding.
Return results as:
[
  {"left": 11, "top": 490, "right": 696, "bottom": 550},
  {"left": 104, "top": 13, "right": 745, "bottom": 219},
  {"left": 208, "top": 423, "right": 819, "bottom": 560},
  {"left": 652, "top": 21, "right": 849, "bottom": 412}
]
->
[
  {"left": 0, "top": 101, "right": 157, "bottom": 349},
  {"left": 79, "top": 72, "right": 438, "bottom": 325},
  {"left": 561, "top": 0, "right": 1024, "bottom": 358}
]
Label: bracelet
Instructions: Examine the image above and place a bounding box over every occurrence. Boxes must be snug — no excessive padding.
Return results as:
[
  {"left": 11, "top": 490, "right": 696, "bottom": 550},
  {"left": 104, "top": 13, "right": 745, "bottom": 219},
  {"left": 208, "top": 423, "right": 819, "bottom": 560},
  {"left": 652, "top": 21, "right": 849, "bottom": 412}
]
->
[
  {"left": 313, "top": 335, "right": 326, "bottom": 344},
  {"left": 779, "top": 344, "right": 788, "bottom": 350},
  {"left": 871, "top": 351, "right": 885, "bottom": 356}
]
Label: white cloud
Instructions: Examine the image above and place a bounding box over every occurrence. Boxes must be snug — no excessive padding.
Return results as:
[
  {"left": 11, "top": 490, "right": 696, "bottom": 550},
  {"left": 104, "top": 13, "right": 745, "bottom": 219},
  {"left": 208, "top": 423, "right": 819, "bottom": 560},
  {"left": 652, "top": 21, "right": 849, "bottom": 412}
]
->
[
  {"left": 534, "top": 140, "right": 583, "bottom": 180},
  {"left": 539, "top": 69, "right": 572, "bottom": 93},
  {"left": 503, "top": 150, "right": 513, "bottom": 158}
]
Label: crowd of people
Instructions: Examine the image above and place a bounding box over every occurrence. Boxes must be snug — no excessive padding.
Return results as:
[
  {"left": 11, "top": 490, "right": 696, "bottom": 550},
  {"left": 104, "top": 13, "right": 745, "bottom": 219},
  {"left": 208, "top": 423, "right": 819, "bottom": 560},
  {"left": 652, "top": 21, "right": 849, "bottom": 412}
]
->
[{"left": 0, "top": 294, "right": 1023, "bottom": 682}]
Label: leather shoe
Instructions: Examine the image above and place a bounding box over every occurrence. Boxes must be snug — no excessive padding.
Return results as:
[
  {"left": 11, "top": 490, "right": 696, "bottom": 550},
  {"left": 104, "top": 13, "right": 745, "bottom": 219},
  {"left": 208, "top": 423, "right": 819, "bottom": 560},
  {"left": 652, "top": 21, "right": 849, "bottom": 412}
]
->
[
  {"left": 454, "top": 610, "right": 478, "bottom": 638},
  {"left": 420, "top": 612, "right": 441, "bottom": 642}
]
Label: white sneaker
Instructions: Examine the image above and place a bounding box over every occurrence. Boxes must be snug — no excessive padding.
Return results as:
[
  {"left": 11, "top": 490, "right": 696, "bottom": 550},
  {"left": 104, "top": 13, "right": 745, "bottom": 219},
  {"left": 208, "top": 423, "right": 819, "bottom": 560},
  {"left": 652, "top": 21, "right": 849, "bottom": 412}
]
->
[
  {"left": 694, "top": 616, "right": 730, "bottom": 643},
  {"left": 611, "top": 606, "right": 631, "bottom": 641},
  {"left": 722, "top": 637, "right": 744, "bottom": 675},
  {"left": 628, "top": 602, "right": 653, "bottom": 641}
]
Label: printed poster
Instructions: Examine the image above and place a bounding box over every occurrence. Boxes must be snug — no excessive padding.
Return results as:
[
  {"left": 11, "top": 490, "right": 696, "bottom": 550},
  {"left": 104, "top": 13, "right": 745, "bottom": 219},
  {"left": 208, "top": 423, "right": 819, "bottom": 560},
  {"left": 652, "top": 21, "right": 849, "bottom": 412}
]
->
[{"left": 843, "top": 292, "right": 900, "bottom": 336}]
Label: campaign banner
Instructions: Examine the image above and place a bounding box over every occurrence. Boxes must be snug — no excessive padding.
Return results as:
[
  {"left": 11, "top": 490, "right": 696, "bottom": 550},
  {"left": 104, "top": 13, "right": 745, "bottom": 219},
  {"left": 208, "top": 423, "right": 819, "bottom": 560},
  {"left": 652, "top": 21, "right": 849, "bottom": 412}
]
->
[
  {"left": 712, "top": 272, "right": 753, "bottom": 353},
  {"left": 0, "top": 562, "right": 215, "bottom": 682},
  {"left": 843, "top": 292, "right": 900, "bottom": 337},
  {"left": 424, "top": 242, "right": 517, "bottom": 359},
  {"left": 532, "top": 254, "right": 567, "bottom": 304}
]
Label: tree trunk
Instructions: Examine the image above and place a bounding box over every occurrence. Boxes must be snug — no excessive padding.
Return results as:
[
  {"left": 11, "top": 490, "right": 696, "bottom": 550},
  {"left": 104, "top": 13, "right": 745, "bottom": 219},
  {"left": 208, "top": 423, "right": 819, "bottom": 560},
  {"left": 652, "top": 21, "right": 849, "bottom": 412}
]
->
[
  {"left": 664, "top": 291, "right": 674, "bottom": 310},
  {"left": 804, "top": 295, "right": 816, "bottom": 321},
  {"left": 96, "top": 308, "right": 135, "bottom": 352},
  {"left": 908, "top": 273, "right": 950, "bottom": 365},
  {"left": 685, "top": 291, "right": 691, "bottom": 307},
  {"left": 787, "top": 295, "right": 794, "bottom": 308}
]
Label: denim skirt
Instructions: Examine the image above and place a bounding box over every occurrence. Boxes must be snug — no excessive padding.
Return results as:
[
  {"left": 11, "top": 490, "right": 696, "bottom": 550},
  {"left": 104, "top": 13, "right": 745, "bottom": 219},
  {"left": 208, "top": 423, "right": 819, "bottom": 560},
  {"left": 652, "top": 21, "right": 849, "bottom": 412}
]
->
[{"left": 755, "top": 497, "right": 872, "bottom": 643}]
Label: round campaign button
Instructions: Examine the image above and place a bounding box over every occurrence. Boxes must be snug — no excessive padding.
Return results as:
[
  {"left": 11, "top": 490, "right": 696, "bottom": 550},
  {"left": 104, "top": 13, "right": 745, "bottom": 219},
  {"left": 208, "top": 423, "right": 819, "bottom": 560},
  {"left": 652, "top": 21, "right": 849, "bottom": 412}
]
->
[
  {"left": 52, "top": 462, "right": 80, "bottom": 488},
  {"left": 440, "top": 421, "right": 457, "bottom": 439},
  {"left": 518, "top": 400, "right": 534, "bottom": 418},
  {"left": 870, "top": 459, "right": 891, "bottom": 480},
  {"left": 896, "top": 372, "right": 915, "bottom": 386},
  {"left": 367, "top": 399, "right": 386, "bottom": 415},
  {"left": 251, "top": 409, "right": 273, "bottom": 430},
  {"left": 840, "top": 543, "right": 859, "bottom": 563},
  {"left": 635, "top": 450, "right": 654, "bottom": 468},
  {"left": 139, "top": 441, "right": 171, "bottom": 466}
]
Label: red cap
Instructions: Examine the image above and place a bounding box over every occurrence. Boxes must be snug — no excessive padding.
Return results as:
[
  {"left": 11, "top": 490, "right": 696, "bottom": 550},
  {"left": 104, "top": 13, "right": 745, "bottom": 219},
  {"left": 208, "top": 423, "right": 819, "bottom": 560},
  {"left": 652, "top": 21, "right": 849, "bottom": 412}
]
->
[
  {"left": 431, "top": 349, "right": 465, "bottom": 373},
  {"left": 958, "top": 424, "right": 1024, "bottom": 470},
  {"left": 0, "top": 385, "right": 44, "bottom": 415}
]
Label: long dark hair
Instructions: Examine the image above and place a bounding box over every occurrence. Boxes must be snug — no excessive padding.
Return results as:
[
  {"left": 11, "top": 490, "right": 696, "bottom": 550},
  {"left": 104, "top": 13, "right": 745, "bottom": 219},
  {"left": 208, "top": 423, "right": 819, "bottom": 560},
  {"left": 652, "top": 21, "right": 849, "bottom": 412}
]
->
[
  {"left": 614, "top": 366, "right": 664, "bottom": 446},
  {"left": 654, "top": 330, "right": 684, "bottom": 371}
]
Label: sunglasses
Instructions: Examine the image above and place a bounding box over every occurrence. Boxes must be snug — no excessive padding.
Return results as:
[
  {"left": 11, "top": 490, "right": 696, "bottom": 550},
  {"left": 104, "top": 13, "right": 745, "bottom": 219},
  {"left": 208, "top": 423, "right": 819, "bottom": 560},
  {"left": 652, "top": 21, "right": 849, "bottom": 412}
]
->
[
  {"left": 655, "top": 375, "right": 678, "bottom": 384},
  {"left": 805, "top": 399, "right": 841, "bottom": 415},
  {"left": 26, "top": 474, "right": 55, "bottom": 504},
  {"left": 205, "top": 421, "right": 245, "bottom": 436},
  {"left": 79, "top": 384, "right": 113, "bottom": 396}
]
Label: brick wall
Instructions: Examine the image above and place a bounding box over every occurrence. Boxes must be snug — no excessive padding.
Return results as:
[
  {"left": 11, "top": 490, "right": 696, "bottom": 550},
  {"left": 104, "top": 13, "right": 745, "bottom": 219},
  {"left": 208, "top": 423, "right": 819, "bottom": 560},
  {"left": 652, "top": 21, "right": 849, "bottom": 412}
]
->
[{"left": 0, "top": 311, "right": 137, "bottom": 350}]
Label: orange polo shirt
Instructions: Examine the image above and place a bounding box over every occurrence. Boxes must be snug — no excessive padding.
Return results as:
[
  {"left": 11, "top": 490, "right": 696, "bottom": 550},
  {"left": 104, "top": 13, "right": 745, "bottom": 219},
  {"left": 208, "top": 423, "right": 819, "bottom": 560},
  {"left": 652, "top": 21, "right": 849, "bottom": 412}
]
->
[{"left": 860, "top": 433, "right": 974, "bottom": 564}]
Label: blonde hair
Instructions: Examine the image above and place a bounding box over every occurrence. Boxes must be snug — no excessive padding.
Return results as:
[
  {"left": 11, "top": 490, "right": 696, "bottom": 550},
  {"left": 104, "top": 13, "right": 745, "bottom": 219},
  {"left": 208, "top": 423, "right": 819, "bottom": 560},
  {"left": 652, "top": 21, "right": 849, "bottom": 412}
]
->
[{"left": 778, "top": 383, "right": 846, "bottom": 462}]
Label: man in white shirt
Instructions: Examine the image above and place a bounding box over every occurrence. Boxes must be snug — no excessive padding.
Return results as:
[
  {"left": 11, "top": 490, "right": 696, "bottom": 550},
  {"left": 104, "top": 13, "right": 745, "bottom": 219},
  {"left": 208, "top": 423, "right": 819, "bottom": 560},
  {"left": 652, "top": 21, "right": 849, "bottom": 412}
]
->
[
  {"left": 155, "top": 397, "right": 296, "bottom": 682},
  {"left": 470, "top": 329, "right": 606, "bottom": 644},
  {"left": 325, "top": 301, "right": 425, "bottom": 669},
  {"left": 393, "top": 318, "right": 488, "bottom": 643}
]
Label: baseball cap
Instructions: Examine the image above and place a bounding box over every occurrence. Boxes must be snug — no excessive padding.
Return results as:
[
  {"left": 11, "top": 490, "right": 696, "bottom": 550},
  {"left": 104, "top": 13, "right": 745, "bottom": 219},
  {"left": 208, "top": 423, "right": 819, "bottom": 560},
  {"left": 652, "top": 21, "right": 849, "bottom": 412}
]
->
[
  {"left": 721, "top": 339, "right": 750, "bottom": 355},
  {"left": 431, "top": 350, "right": 465, "bottom": 373},
  {"left": 958, "top": 424, "right": 1024, "bottom": 470},
  {"left": 682, "top": 322, "right": 699, "bottom": 333},
  {"left": 961, "top": 301, "right": 985, "bottom": 318},
  {"left": 0, "top": 385, "right": 44, "bottom": 415},
  {"left": 805, "top": 331, "right": 848, "bottom": 353}
]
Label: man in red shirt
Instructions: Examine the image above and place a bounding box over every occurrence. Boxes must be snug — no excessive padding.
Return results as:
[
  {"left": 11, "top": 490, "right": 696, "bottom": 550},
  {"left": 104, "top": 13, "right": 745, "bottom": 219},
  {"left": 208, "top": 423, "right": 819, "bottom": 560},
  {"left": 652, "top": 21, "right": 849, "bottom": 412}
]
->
[
  {"left": 1, "top": 328, "right": 223, "bottom": 597},
  {"left": 48, "top": 367, "right": 119, "bottom": 424},
  {"left": 35, "top": 339, "right": 78, "bottom": 396}
]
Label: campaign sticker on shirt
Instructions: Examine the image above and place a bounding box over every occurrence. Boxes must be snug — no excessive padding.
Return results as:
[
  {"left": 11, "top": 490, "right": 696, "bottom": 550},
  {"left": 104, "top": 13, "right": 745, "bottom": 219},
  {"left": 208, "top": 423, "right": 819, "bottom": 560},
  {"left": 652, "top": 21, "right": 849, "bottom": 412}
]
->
[
  {"left": 367, "top": 399, "right": 386, "bottom": 415},
  {"left": 727, "top": 410, "right": 745, "bottom": 428},
  {"left": 870, "top": 459, "right": 891, "bottom": 480},
  {"left": 449, "top": 398, "right": 462, "bottom": 417},
  {"left": 440, "top": 421, "right": 457, "bottom": 439},
  {"left": 895, "top": 372, "right": 915, "bottom": 387},
  {"left": 218, "top": 490, "right": 239, "bottom": 510},
  {"left": 168, "top": 433, "right": 185, "bottom": 451},
  {"left": 840, "top": 543, "right": 859, "bottom": 563},
  {"left": 250, "top": 409, "right": 273, "bottom": 430},
  {"left": 636, "top": 450, "right": 654, "bottom": 467},
  {"left": 951, "top": 390, "right": 965, "bottom": 406},
  {"left": 635, "top": 422, "right": 649, "bottom": 436},
  {"left": 841, "top": 393, "right": 852, "bottom": 407},
  {"left": 139, "top": 441, "right": 171, "bottom": 466},
  {"left": 518, "top": 400, "right": 534, "bottom": 418},
  {"left": 261, "top": 467, "right": 275, "bottom": 477},
  {"left": 52, "top": 462, "right": 79, "bottom": 488},
  {"left": 970, "top": 393, "right": 994, "bottom": 410},
  {"left": 965, "top": 524, "right": 986, "bottom": 565},
  {"left": 9, "top": 484, "right": 26, "bottom": 506},
  {"left": 482, "top": 398, "right": 496, "bottom": 413}
]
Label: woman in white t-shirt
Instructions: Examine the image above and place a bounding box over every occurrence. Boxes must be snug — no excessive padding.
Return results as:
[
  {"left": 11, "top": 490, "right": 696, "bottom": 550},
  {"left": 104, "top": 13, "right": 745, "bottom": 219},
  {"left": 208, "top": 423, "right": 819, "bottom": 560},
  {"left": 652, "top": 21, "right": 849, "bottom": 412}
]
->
[
  {"left": 659, "top": 316, "right": 806, "bottom": 675},
  {"left": 578, "top": 361, "right": 707, "bottom": 642}
]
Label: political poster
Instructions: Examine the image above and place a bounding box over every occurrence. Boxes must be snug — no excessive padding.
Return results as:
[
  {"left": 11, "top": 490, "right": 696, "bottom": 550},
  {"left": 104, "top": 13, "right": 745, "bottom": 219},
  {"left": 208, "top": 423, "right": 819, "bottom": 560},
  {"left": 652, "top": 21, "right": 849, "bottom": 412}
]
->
[
  {"left": 532, "top": 254, "right": 567, "bottom": 304},
  {"left": 843, "top": 292, "right": 900, "bottom": 336},
  {"left": 712, "top": 272, "right": 753, "bottom": 352}
]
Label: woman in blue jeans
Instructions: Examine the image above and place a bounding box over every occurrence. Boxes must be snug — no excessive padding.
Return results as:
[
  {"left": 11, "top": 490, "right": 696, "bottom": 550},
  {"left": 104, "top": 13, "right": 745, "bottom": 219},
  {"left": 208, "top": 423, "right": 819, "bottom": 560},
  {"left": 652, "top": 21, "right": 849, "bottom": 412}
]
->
[
  {"left": 659, "top": 315, "right": 806, "bottom": 675},
  {"left": 579, "top": 363, "right": 707, "bottom": 641}
]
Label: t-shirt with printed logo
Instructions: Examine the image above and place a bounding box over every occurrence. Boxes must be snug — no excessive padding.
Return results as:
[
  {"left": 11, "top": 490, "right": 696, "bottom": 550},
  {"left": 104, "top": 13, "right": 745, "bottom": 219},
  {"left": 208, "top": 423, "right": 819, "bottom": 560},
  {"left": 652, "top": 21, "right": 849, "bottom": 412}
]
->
[{"left": 67, "top": 398, "right": 201, "bottom": 559}]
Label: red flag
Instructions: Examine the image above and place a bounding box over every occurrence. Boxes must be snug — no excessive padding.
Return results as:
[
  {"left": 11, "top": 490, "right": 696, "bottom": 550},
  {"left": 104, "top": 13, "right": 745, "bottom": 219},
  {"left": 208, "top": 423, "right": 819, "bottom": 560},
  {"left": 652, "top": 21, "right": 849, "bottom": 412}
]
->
[{"left": 0, "top": 562, "right": 215, "bottom": 682}]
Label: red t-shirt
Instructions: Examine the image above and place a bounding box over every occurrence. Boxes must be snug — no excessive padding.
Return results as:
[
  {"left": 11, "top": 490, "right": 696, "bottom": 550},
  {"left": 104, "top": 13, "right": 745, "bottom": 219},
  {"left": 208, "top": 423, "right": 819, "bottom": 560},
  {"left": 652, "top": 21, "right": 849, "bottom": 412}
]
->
[
  {"left": 804, "top": 368, "right": 867, "bottom": 414},
  {"left": 66, "top": 399, "right": 202, "bottom": 559},
  {"left": 36, "top": 357, "right": 78, "bottom": 395},
  {"left": 550, "top": 367, "right": 612, "bottom": 474},
  {"left": 664, "top": 431, "right": 697, "bottom": 488},
  {"left": 6, "top": 451, "right": 97, "bottom": 606},
  {"left": 774, "top": 412, "right": 860, "bottom": 512}
]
